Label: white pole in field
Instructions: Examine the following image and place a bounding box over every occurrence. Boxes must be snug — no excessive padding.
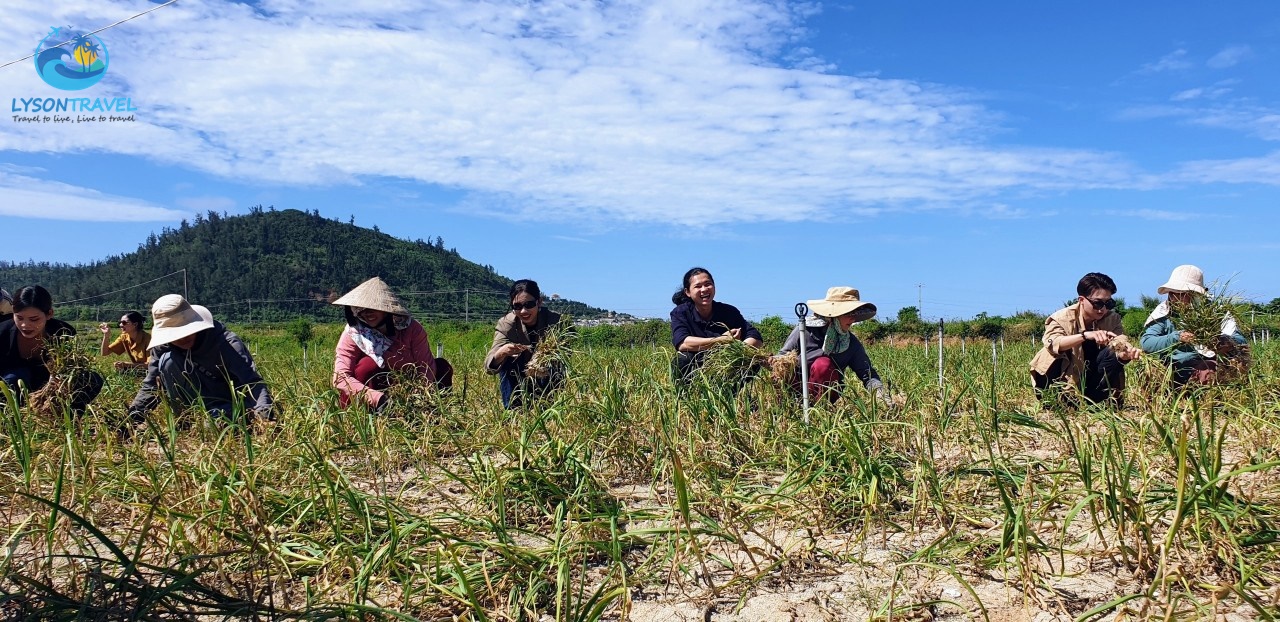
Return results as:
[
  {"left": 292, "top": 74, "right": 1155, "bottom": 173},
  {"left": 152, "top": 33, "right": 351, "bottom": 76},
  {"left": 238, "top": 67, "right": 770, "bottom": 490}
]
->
[
  {"left": 795, "top": 303, "right": 810, "bottom": 424},
  {"left": 937, "top": 319, "right": 944, "bottom": 391}
]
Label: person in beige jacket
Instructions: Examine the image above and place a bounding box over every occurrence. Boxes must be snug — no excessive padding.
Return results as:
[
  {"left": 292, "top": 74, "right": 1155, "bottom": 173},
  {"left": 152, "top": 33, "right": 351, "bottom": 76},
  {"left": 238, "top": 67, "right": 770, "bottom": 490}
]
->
[
  {"left": 1029, "top": 272, "right": 1139, "bottom": 406},
  {"left": 484, "top": 279, "right": 571, "bottom": 409}
]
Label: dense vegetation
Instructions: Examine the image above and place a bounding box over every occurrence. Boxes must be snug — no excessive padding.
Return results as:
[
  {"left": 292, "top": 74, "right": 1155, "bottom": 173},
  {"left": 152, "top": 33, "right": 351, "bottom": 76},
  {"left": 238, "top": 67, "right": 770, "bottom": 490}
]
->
[
  {"left": 0, "top": 207, "right": 608, "bottom": 323},
  {"left": 1, "top": 322, "right": 1277, "bottom": 620}
]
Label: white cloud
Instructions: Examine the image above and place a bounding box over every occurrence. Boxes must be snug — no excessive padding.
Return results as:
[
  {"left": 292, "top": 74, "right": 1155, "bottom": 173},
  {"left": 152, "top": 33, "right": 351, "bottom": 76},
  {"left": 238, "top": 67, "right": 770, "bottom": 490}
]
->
[
  {"left": 1099, "top": 208, "right": 1198, "bottom": 221},
  {"left": 0, "top": 0, "right": 1141, "bottom": 226},
  {"left": 0, "top": 171, "right": 188, "bottom": 221},
  {"left": 1120, "top": 94, "right": 1280, "bottom": 141},
  {"left": 1207, "top": 45, "right": 1252, "bottom": 69},
  {"left": 1139, "top": 49, "right": 1192, "bottom": 74},
  {"left": 978, "top": 203, "right": 1029, "bottom": 219},
  {"left": 1170, "top": 151, "right": 1280, "bottom": 185}
]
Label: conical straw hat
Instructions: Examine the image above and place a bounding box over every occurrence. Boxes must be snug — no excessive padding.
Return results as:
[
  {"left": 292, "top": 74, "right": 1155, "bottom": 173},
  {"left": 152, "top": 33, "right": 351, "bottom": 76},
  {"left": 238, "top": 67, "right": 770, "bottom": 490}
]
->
[{"left": 331, "top": 277, "right": 411, "bottom": 316}]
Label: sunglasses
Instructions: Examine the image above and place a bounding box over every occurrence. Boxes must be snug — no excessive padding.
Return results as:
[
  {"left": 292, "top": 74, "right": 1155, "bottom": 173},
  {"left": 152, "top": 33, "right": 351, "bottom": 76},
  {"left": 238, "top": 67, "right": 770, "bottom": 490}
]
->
[
  {"left": 1086, "top": 297, "right": 1117, "bottom": 311},
  {"left": 119, "top": 320, "right": 131, "bottom": 326},
  {"left": 511, "top": 300, "right": 538, "bottom": 311}
]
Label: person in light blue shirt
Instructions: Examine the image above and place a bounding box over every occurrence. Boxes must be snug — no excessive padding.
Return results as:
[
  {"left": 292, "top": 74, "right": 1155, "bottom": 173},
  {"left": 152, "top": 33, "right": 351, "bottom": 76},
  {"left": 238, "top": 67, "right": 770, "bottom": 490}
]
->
[{"left": 1140, "top": 265, "right": 1248, "bottom": 386}]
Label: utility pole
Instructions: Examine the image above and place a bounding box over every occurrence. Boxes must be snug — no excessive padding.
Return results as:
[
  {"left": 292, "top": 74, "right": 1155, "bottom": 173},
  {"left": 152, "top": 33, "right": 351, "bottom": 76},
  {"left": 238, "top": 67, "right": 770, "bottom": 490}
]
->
[
  {"left": 917, "top": 283, "right": 924, "bottom": 317},
  {"left": 465, "top": 289, "right": 469, "bottom": 323}
]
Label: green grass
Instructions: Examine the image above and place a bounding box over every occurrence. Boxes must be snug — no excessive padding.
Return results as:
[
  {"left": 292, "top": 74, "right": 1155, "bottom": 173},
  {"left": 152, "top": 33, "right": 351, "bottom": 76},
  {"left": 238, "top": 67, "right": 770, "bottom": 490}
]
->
[{"left": 1, "top": 324, "right": 1278, "bottom": 620}]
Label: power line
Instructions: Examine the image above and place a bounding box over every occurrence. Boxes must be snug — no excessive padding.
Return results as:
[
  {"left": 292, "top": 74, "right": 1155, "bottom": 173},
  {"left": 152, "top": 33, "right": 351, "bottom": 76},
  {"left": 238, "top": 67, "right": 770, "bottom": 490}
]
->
[
  {"left": 1, "top": 0, "right": 184, "bottom": 72},
  {"left": 60, "top": 269, "right": 186, "bottom": 304}
]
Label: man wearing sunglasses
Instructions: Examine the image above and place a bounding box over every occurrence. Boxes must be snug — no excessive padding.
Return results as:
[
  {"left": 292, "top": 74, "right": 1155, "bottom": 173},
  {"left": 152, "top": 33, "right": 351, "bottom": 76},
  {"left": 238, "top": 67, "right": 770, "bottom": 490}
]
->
[{"left": 1030, "top": 272, "right": 1140, "bottom": 407}]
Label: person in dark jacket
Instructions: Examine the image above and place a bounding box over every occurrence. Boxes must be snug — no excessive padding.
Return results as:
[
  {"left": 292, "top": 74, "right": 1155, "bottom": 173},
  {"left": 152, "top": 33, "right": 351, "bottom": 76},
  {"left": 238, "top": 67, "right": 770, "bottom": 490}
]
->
[
  {"left": 127, "top": 294, "right": 273, "bottom": 424},
  {"left": 669, "top": 267, "right": 763, "bottom": 383},
  {"left": 484, "top": 279, "right": 571, "bottom": 409},
  {"left": 0, "top": 285, "right": 103, "bottom": 413},
  {"left": 776, "top": 286, "right": 888, "bottom": 406}
]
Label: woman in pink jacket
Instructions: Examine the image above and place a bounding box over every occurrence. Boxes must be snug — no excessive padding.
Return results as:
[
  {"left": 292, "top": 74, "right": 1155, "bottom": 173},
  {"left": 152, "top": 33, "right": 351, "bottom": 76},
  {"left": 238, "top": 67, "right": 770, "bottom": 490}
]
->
[{"left": 332, "top": 277, "right": 452, "bottom": 409}]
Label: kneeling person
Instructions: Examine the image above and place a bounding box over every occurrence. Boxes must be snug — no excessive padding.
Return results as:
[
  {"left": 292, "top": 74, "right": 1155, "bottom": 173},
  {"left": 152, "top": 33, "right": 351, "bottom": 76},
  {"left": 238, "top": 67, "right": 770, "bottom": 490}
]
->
[
  {"left": 332, "top": 277, "right": 452, "bottom": 410},
  {"left": 778, "top": 287, "right": 889, "bottom": 406},
  {"left": 128, "top": 295, "right": 273, "bottom": 423},
  {"left": 1029, "top": 272, "right": 1138, "bottom": 406}
]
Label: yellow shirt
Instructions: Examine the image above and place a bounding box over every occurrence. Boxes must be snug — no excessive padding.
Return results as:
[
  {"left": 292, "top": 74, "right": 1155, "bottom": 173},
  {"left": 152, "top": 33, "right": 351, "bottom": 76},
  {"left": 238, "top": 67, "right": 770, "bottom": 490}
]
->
[{"left": 107, "top": 330, "right": 151, "bottom": 363}]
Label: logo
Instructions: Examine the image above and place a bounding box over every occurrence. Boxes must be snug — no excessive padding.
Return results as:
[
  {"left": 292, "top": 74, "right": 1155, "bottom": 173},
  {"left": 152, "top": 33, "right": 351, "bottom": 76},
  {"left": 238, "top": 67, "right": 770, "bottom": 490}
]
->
[{"left": 33, "top": 27, "right": 109, "bottom": 91}]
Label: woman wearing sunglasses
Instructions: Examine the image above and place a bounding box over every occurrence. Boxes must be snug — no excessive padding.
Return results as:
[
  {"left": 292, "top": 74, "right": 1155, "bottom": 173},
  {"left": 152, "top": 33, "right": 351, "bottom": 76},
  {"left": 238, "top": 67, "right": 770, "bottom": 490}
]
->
[
  {"left": 485, "top": 279, "right": 571, "bottom": 409},
  {"left": 98, "top": 310, "right": 150, "bottom": 372},
  {"left": 332, "top": 277, "right": 452, "bottom": 410},
  {"left": 1029, "top": 272, "right": 1138, "bottom": 406}
]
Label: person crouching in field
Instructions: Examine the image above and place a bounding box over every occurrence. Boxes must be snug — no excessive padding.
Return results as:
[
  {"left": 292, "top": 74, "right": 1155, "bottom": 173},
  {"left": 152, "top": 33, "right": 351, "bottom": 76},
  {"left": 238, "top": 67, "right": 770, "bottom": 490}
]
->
[
  {"left": 99, "top": 310, "right": 150, "bottom": 373},
  {"left": 669, "top": 267, "right": 764, "bottom": 386},
  {"left": 127, "top": 295, "right": 274, "bottom": 425},
  {"left": 332, "top": 277, "right": 453, "bottom": 411},
  {"left": 0, "top": 285, "right": 103, "bottom": 414},
  {"left": 1029, "top": 272, "right": 1139, "bottom": 407},
  {"left": 485, "top": 279, "right": 571, "bottom": 410},
  {"left": 777, "top": 287, "right": 891, "bottom": 407},
  {"left": 1140, "top": 264, "right": 1249, "bottom": 386}
]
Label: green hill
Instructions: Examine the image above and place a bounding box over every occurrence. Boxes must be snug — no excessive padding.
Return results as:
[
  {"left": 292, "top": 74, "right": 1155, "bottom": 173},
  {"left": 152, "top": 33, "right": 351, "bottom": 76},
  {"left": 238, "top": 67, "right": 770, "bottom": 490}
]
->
[{"left": 0, "top": 207, "right": 609, "bottom": 323}]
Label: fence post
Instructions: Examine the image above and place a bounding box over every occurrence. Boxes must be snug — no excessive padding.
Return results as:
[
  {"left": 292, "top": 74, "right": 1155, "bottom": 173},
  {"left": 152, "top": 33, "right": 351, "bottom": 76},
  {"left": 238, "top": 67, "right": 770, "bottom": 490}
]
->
[{"left": 937, "top": 319, "right": 945, "bottom": 392}]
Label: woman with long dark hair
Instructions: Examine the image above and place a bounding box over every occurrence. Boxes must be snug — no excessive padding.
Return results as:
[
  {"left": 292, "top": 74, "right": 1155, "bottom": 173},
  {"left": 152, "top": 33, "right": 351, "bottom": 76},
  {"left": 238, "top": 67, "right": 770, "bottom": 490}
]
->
[
  {"left": 0, "top": 285, "right": 103, "bottom": 413},
  {"left": 668, "top": 267, "right": 763, "bottom": 382}
]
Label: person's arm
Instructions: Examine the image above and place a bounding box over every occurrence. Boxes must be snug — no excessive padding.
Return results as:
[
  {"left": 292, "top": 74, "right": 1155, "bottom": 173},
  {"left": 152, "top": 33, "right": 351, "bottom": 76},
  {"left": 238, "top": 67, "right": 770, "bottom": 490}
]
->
[
  {"left": 842, "top": 338, "right": 883, "bottom": 391},
  {"left": 731, "top": 309, "right": 764, "bottom": 348},
  {"left": 127, "top": 354, "right": 163, "bottom": 419},
  {"left": 333, "top": 330, "right": 383, "bottom": 408},
  {"left": 1043, "top": 312, "right": 1112, "bottom": 355},
  {"left": 405, "top": 324, "right": 437, "bottom": 383},
  {"left": 484, "top": 316, "right": 526, "bottom": 373},
  {"left": 777, "top": 324, "right": 801, "bottom": 356},
  {"left": 1140, "top": 319, "right": 1182, "bottom": 354},
  {"left": 672, "top": 306, "right": 734, "bottom": 352},
  {"left": 98, "top": 323, "right": 113, "bottom": 356},
  {"left": 219, "top": 332, "right": 273, "bottom": 417},
  {"left": 671, "top": 307, "right": 720, "bottom": 351}
]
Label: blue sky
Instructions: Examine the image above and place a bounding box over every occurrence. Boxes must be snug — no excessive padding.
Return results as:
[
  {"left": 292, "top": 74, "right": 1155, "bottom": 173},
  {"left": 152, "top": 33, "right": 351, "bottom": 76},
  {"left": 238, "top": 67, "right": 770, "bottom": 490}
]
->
[{"left": 2, "top": 1, "right": 1278, "bottom": 322}]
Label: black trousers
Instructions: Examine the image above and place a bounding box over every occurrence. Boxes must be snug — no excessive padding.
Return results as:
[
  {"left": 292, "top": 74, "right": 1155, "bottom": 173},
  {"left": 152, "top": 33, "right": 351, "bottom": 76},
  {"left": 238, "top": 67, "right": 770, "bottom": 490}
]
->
[{"left": 1032, "top": 344, "right": 1125, "bottom": 405}]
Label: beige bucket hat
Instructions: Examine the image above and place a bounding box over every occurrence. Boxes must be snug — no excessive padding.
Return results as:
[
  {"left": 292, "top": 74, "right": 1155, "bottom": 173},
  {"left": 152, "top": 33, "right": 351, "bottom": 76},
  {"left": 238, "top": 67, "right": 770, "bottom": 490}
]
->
[
  {"left": 807, "top": 286, "right": 877, "bottom": 322},
  {"left": 331, "top": 277, "right": 411, "bottom": 316},
  {"left": 1157, "top": 264, "right": 1207, "bottom": 295},
  {"left": 0, "top": 288, "right": 11, "bottom": 315},
  {"left": 149, "top": 294, "right": 215, "bottom": 348}
]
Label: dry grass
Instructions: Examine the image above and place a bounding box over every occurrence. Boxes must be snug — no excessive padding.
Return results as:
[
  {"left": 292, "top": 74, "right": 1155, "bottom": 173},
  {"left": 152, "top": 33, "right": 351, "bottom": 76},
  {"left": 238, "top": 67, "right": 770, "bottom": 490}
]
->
[
  {"left": 1, "top": 321, "right": 1278, "bottom": 621},
  {"left": 526, "top": 316, "right": 576, "bottom": 380}
]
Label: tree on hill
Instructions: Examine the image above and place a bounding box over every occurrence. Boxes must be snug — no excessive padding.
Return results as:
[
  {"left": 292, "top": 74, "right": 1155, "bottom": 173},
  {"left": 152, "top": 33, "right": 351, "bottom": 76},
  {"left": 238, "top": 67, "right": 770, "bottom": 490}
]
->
[{"left": 0, "top": 208, "right": 609, "bottom": 323}]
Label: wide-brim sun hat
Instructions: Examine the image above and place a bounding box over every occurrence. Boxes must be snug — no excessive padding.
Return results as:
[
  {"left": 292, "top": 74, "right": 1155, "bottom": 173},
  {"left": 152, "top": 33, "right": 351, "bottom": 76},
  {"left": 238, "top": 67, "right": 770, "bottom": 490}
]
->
[
  {"left": 807, "top": 286, "right": 877, "bottom": 322},
  {"left": 331, "top": 276, "right": 411, "bottom": 316},
  {"left": 1157, "top": 264, "right": 1207, "bottom": 295},
  {"left": 0, "top": 288, "right": 11, "bottom": 315},
  {"left": 149, "top": 294, "right": 215, "bottom": 348}
]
